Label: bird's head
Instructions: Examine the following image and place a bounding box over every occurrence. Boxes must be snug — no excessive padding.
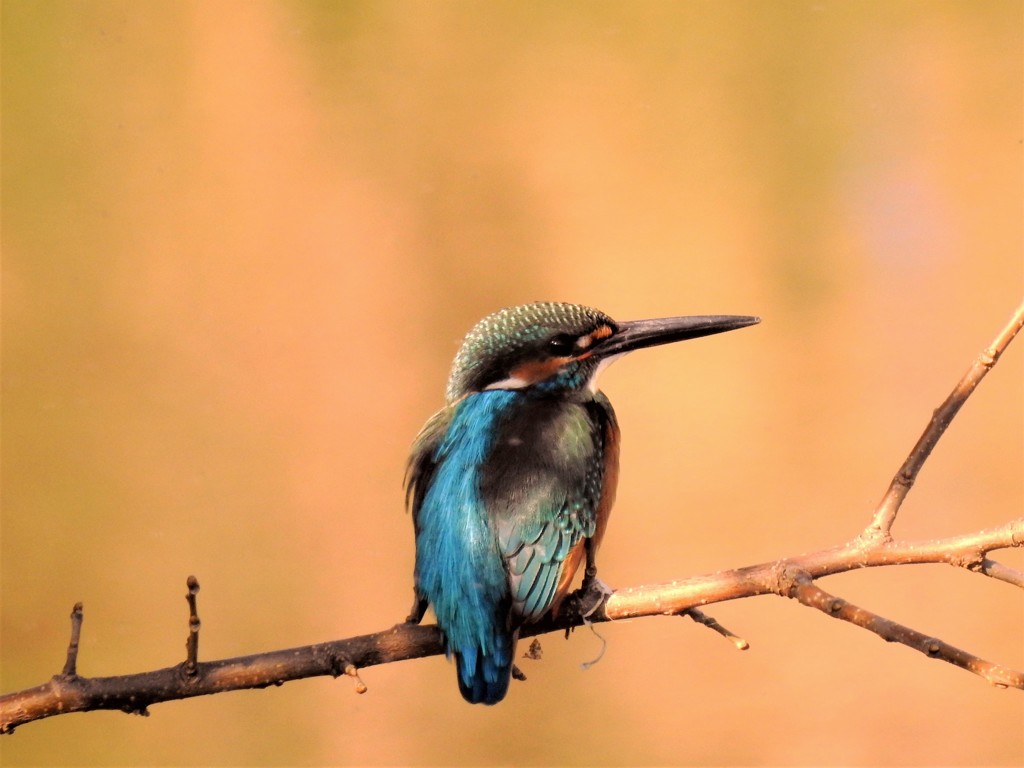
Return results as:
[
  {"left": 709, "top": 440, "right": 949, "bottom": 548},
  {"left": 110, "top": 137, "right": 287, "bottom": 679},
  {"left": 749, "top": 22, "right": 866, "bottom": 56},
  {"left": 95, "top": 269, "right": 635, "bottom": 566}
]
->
[{"left": 445, "top": 302, "right": 759, "bottom": 403}]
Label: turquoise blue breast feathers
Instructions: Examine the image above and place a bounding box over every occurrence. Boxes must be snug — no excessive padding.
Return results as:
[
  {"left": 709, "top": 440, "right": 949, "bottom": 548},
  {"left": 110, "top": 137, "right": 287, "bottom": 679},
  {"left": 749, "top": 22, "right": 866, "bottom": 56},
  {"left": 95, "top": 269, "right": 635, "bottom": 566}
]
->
[{"left": 405, "top": 301, "right": 758, "bottom": 704}]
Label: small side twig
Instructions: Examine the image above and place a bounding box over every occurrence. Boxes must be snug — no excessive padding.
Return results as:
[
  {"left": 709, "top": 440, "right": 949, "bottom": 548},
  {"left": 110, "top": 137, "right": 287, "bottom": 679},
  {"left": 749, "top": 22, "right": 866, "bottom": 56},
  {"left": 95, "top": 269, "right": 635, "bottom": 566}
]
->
[
  {"left": 683, "top": 608, "right": 749, "bottom": 651},
  {"left": 343, "top": 664, "right": 368, "bottom": 694},
  {"left": 60, "top": 603, "right": 84, "bottom": 678},
  {"left": 789, "top": 574, "right": 1023, "bottom": 689},
  {"left": 979, "top": 559, "right": 1024, "bottom": 589},
  {"left": 184, "top": 576, "right": 201, "bottom": 675}
]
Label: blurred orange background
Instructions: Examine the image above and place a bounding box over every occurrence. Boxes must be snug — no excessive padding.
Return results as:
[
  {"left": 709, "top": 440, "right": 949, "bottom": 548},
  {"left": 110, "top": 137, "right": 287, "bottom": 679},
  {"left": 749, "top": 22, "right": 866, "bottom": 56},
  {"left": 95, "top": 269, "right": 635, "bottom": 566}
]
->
[{"left": 2, "top": 1, "right": 1022, "bottom": 765}]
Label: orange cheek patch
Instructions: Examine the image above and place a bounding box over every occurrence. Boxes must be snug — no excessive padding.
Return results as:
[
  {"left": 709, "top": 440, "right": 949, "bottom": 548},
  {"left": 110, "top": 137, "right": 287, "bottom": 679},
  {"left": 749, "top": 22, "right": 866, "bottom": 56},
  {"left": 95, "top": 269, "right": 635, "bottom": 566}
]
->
[{"left": 509, "top": 358, "right": 567, "bottom": 384}]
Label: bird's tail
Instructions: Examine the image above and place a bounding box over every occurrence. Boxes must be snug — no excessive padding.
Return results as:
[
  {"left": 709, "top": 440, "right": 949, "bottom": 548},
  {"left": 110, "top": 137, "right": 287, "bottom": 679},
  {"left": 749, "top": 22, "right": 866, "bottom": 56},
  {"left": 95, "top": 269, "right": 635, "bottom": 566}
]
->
[{"left": 454, "top": 631, "right": 517, "bottom": 705}]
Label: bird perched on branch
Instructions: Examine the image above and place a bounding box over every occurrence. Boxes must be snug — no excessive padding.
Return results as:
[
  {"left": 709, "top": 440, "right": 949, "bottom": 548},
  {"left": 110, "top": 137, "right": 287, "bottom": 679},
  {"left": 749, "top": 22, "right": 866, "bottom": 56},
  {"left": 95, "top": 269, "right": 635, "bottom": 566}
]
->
[{"left": 405, "top": 302, "right": 758, "bottom": 704}]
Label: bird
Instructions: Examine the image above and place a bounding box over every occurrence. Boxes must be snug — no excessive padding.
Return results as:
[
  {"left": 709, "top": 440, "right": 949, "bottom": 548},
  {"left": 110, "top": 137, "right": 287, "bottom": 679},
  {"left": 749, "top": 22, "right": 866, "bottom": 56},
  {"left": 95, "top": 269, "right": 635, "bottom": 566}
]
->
[{"left": 404, "top": 301, "right": 758, "bottom": 704}]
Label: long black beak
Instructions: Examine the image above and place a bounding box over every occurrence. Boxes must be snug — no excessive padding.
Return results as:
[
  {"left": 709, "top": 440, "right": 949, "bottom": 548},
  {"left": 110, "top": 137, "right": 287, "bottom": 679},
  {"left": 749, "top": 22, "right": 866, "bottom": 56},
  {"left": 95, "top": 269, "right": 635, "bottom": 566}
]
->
[{"left": 596, "top": 314, "right": 760, "bottom": 358}]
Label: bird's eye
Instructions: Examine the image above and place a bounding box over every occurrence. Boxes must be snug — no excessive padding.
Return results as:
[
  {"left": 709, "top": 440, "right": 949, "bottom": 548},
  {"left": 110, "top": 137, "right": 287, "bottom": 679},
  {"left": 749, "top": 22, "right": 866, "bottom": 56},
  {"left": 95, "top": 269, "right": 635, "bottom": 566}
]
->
[{"left": 547, "top": 334, "right": 577, "bottom": 357}]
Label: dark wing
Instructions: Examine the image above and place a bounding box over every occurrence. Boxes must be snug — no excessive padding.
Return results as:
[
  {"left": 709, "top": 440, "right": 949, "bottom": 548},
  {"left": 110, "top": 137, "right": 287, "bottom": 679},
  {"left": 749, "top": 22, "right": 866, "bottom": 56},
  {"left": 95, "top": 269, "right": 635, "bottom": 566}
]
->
[
  {"left": 497, "top": 478, "right": 599, "bottom": 622},
  {"left": 483, "top": 399, "right": 609, "bottom": 623}
]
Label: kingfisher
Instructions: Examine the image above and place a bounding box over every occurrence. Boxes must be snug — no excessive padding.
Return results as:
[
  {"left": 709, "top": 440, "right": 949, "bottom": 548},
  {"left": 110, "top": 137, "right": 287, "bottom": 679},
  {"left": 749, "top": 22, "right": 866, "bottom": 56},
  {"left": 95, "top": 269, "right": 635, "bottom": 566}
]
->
[{"left": 405, "top": 302, "right": 758, "bottom": 704}]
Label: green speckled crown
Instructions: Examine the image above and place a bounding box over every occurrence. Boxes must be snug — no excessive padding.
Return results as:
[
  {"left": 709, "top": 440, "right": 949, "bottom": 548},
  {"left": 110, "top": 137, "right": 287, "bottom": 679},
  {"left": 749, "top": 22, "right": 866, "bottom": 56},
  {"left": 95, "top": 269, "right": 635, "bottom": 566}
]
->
[{"left": 446, "top": 302, "right": 614, "bottom": 402}]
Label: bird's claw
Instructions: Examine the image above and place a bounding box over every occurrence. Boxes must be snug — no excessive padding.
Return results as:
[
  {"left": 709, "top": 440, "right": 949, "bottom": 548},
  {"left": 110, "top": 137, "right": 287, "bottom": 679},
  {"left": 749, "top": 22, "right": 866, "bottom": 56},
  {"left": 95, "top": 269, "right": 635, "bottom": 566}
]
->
[
  {"left": 405, "top": 596, "right": 428, "bottom": 626},
  {"left": 580, "top": 576, "right": 614, "bottom": 618},
  {"left": 565, "top": 576, "right": 614, "bottom": 622}
]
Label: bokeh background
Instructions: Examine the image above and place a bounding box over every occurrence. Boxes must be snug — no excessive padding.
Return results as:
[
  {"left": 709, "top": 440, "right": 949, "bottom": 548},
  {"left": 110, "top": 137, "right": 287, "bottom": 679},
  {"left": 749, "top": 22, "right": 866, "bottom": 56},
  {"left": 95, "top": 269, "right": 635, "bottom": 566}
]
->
[{"left": 3, "top": 1, "right": 1022, "bottom": 765}]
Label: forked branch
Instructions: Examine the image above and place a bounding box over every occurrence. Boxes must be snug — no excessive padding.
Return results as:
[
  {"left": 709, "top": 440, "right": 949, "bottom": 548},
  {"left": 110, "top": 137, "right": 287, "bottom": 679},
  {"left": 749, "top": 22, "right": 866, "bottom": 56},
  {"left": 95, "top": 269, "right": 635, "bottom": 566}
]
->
[{"left": 2, "top": 302, "right": 1022, "bottom": 733}]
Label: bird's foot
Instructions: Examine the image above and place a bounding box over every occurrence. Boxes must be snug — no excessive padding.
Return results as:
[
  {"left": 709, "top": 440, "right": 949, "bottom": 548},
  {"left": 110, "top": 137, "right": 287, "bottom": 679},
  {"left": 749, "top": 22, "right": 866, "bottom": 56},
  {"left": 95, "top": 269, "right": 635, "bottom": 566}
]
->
[
  {"left": 405, "top": 595, "right": 428, "bottom": 626},
  {"left": 564, "top": 576, "right": 614, "bottom": 624},
  {"left": 580, "top": 576, "right": 614, "bottom": 619}
]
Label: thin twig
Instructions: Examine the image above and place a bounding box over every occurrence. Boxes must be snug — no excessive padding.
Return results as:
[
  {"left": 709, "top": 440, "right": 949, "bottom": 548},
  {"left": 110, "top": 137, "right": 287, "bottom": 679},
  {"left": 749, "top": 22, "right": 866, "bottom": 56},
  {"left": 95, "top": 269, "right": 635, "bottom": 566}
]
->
[
  {"left": 60, "top": 603, "right": 84, "bottom": 678},
  {"left": 343, "top": 664, "right": 368, "bottom": 694},
  {"left": 864, "top": 301, "right": 1024, "bottom": 540},
  {"left": 682, "top": 608, "right": 749, "bottom": 650},
  {"left": 789, "top": 574, "right": 1023, "bottom": 689},
  {"left": 184, "top": 576, "right": 201, "bottom": 675},
  {"left": 980, "top": 559, "right": 1024, "bottom": 589}
]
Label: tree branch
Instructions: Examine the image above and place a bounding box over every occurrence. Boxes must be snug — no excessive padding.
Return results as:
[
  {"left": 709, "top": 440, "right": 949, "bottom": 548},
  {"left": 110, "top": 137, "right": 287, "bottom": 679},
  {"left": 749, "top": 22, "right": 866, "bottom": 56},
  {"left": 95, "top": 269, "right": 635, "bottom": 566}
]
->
[
  {"left": 981, "top": 559, "right": 1024, "bottom": 589},
  {"left": 3, "top": 301, "right": 1022, "bottom": 732},
  {"left": 790, "top": 574, "right": 1023, "bottom": 688},
  {"left": 864, "top": 299, "right": 1024, "bottom": 540}
]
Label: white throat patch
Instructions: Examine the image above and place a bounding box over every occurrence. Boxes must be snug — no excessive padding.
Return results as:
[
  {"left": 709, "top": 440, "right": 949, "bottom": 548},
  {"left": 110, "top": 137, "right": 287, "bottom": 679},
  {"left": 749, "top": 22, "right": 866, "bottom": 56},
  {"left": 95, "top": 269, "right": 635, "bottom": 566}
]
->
[{"left": 587, "top": 353, "right": 627, "bottom": 393}]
